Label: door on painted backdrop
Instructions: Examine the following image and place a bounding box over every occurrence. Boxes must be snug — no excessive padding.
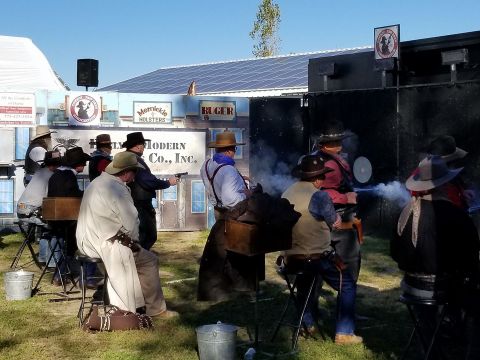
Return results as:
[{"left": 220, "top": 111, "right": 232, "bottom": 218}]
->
[{"left": 158, "top": 186, "right": 179, "bottom": 230}]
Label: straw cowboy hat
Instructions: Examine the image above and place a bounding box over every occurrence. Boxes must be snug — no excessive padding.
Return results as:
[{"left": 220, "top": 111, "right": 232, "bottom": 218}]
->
[
  {"left": 105, "top": 151, "right": 145, "bottom": 175},
  {"left": 32, "top": 125, "right": 56, "bottom": 141},
  {"left": 89, "top": 134, "right": 112, "bottom": 147},
  {"left": 406, "top": 155, "right": 463, "bottom": 192},
  {"left": 62, "top": 147, "right": 91, "bottom": 167},
  {"left": 292, "top": 154, "right": 334, "bottom": 180},
  {"left": 122, "top": 132, "right": 151, "bottom": 149},
  {"left": 207, "top": 131, "right": 245, "bottom": 148},
  {"left": 427, "top": 135, "right": 467, "bottom": 163},
  {"left": 316, "top": 121, "right": 350, "bottom": 144}
]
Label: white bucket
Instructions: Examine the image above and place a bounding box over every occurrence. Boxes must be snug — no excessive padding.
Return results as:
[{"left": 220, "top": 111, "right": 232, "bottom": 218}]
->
[
  {"left": 4, "top": 270, "right": 34, "bottom": 300},
  {"left": 196, "top": 322, "right": 238, "bottom": 360}
]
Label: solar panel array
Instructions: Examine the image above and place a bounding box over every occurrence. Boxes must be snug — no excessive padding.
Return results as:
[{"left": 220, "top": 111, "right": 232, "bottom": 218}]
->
[{"left": 98, "top": 47, "right": 371, "bottom": 95}]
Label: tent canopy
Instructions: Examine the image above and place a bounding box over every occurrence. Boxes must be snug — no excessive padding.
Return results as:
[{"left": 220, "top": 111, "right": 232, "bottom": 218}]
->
[{"left": 0, "top": 35, "right": 66, "bottom": 92}]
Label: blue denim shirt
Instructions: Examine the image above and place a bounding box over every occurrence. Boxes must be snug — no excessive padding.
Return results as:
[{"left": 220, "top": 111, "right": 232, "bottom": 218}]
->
[{"left": 308, "top": 190, "right": 337, "bottom": 228}]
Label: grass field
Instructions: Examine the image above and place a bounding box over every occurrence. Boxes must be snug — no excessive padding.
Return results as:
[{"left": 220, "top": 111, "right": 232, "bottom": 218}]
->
[{"left": 0, "top": 229, "right": 415, "bottom": 360}]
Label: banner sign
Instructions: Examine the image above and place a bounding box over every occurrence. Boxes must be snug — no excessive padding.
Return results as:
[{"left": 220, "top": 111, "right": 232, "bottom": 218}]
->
[
  {"left": 133, "top": 101, "right": 172, "bottom": 124},
  {"left": 0, "top": 92, "right": 36, "bottom": 126},
  {"left": 68, "top": 93, "right": 101, "bottom": 126},
  {"left": 52, "top": 128, "right": 206, "bottom": 175},
  {"left": 200, "top": 100, "right": 236, "bottom": 121},
  {"left": 374, "top": 24, "right": 400, "bottom": 60}
]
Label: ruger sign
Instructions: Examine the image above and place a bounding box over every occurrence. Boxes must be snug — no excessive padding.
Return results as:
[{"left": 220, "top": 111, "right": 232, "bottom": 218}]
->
[
  {"left": 134, "top": 102, "right": 172, "bottom": 124},
  {"left": 200, "top": 100, "right": 236, "bottom": 121}
]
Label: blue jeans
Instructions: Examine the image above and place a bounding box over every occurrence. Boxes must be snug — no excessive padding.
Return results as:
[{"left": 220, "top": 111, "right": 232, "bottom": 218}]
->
[{"left": 291, "top": 256, "right": 357, "bottom": 335}]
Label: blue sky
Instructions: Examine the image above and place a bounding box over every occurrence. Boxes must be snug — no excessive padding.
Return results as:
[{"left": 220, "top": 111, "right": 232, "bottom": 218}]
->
[{"left": 1, "top": 0, "right": 479, "bottom": 90}]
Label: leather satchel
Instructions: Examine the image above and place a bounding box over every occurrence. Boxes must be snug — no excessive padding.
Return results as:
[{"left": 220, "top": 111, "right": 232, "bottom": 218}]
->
[{"left": 82, "top": 305, "right": 153, "bottom": 332}]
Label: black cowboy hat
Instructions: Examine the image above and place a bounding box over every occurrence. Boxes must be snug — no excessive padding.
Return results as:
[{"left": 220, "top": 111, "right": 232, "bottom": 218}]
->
[
  {"left": 316, "top": 121, "right": 350, "bottom": 144},
  {"left": 42, "top": 150, "right": 62, "bottom": 166},
  {"left": 122, "top": 132, "right": 151, "bottom": 149},
  {"left": 292, "top": 155, "right": 333, "bottom": 180},
  {"left": 427, "top": 135, "right": 467, "bottom": 163},
  {"left": 62, "top": 147, "right": 91, "bottom": 167}
]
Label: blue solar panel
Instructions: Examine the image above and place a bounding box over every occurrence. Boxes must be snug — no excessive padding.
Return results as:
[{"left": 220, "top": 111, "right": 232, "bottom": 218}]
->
[{"left": 98, "top": 48, "right": 371, "bottom": 94}]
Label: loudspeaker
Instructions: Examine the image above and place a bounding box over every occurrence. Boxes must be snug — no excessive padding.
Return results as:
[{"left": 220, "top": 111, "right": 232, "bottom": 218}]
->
[{"left": 77, "top": 59, "right": 99, "bottom": 87}]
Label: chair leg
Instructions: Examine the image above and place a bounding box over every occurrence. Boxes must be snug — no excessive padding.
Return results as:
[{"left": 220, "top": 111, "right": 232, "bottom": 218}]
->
[
  {"left": 424, "top": 304, "right": 448, "bottom": 360},
  {"left": 78, "top": 262, "right": 86, "bottom": 326},
  {"left": 292, "top": 275, "right": 317, "bottom": 351},
  {"left": 271, "top": 275, "right": 295, "bottom": 343}
]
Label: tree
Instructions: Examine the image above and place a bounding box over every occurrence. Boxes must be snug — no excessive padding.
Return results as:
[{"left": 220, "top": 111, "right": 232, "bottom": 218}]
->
[{"left": 249, "top": 0, "right": 281, "bottom": 58}]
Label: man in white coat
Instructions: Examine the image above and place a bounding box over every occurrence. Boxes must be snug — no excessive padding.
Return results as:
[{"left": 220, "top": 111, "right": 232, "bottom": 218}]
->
[{"left": 76, "top": 151, "right": 177, "bottom": 318}]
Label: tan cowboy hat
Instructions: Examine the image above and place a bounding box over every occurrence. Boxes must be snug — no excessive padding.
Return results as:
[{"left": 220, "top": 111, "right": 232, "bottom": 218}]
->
[
  {"left": 427, "top": 135, "right": 467, "bottom": 163},
  {"left": 208, "top": 131, "right": 245, "bottom": 148},
  {"left": 406, "top": 156, "right": 463, "bottom": 192},
  {"left": 105, "top": 151, "right": 145, "bottom": 175},
  {"left": 292, "top": 154, "right": 333, "bottom": 180},
  {"left": 32, "top": 125, "right": 56, "bottom": 140}
]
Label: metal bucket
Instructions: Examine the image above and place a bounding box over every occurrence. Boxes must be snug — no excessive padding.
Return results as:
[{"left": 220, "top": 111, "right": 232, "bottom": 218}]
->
[
  {"left": 196, "top": 322, "right": 238, "bottom": 360},
  {"left": 4, "top": 270, "right": 34, "bottom": 300}
]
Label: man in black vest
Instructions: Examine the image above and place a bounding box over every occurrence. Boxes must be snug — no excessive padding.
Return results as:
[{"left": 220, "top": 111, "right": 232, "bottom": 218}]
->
[
  {"left": 24, "top": 125, "right": 56, "bottom": 186},
  {"left": 123, "top": 132, "right": 177, "bottom": 250},
  {"left": 48, "top": 147, "right": 91, "bottom": 286}
]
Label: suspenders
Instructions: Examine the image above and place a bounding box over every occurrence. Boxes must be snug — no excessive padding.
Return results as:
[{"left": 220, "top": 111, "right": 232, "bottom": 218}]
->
[
  {"left": 204, "top": 159, "right": 248, "bottom": 208},
  {"left": 205, "top": 159, "right": 228, "bottom": 208}
]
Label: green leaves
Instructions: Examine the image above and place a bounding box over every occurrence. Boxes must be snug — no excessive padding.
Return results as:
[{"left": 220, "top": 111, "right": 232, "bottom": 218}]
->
[{"left": 250, "top": 0, "right": 281, "bottom": 58}]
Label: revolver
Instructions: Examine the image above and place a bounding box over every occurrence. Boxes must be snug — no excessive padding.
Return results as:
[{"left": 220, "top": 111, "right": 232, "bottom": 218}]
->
[{"left": 174, "top": 172, "right": 188, "bottom": 178}]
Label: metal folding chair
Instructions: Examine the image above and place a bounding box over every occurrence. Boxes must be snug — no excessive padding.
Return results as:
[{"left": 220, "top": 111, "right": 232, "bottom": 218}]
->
[
  {"left": 11, "top": 216, "right": 46, "bottom": 270},
  {"left": 271, "top": 260, "right": 324, "bottom": 352},
  {"left": 399, "top": 293, "right": 449, "bottom": 360}
]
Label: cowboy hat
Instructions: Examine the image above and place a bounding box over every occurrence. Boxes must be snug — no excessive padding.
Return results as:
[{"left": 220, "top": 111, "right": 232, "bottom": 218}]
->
[
  {"left": 292, "top": 154, "right": 333, "bottom": 180},
  {"left": 42, "top": 150, "right": 62, "bottom": 166},
  {"left": 105, "top": 151, "right": 145, "bottom": 175},
  {"left": 62, "top": 147, "right": 91, "bottom": 167},
  {"left": 32, "top": 125, "right": 56, "bottom": 141},
  {"left": 406, "top": 155, "right": 463, "bottom": 192},
  {"left": 122, "top": 132, "right": 151, "bottom": 149},
  {"left": 427, "top": 135, "right": 467, "bottom": 163},
  {"left": 316, "top": 121, "right": 350, "bottom": 144},
  {"left": 89, "top": 134, "right": 112, "bottom": 147},
  {"left": 208, "top": 131, "right": 245, "bottom": 148}
]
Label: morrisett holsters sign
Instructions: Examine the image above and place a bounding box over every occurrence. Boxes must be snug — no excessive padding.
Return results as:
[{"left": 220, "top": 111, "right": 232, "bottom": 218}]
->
[
  {"left": 52, "top": 128, "right": 206, "bottom": 175},
  {"left": 200, "top": 100, "right": 236, "bottom": 121},
  {"left": 133, "top": 101, "right": 172, "bottom": 124},
  {"left": 0, "top": 92, "right": 36, "bottom": 126}
]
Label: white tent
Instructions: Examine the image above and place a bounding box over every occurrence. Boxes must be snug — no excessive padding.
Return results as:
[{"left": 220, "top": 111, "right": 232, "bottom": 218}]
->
[{"left": 0, "top": 35, "right": 66, "bottom": 91}]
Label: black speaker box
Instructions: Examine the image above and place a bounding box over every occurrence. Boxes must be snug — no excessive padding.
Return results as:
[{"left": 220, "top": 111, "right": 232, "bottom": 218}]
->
[{"left": 77, "top": 59, "right": 99, "bottom": 87}]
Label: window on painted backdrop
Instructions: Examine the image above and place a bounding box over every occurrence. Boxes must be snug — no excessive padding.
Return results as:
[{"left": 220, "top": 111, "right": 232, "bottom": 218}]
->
[
  {"left": 191, "top": 180, "right": 206, "bottom": 213},
  {"left": 15, "top": 128, "right": 30, "bottom": 160},
  {"left": 209, "top": 128, "right": 244, "bottom": 159},
  {"left": 162, "top": 185, "right": 177, "bottom": 201},
  {"left": 0, "top": 179, "right": 14, "bottom": 215}
]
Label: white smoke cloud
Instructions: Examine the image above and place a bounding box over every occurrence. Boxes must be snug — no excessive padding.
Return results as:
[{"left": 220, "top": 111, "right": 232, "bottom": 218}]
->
[{"left": 249, "top": 140, "right": 300, "bottom": 196}]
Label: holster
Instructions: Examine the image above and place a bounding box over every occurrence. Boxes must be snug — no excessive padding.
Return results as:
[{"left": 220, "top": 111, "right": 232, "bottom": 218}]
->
[{"left": 107, "top": 231, "right": 140, "bottom": 253}]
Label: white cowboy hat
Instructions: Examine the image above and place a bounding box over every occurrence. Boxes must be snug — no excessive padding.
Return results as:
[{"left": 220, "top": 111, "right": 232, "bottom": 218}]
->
[
  {"left": 406, "top": 156, "right": 463, "bottom": 192},
  {"left": 32, "top": 125, "right": 56, "bottom": 140}
]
